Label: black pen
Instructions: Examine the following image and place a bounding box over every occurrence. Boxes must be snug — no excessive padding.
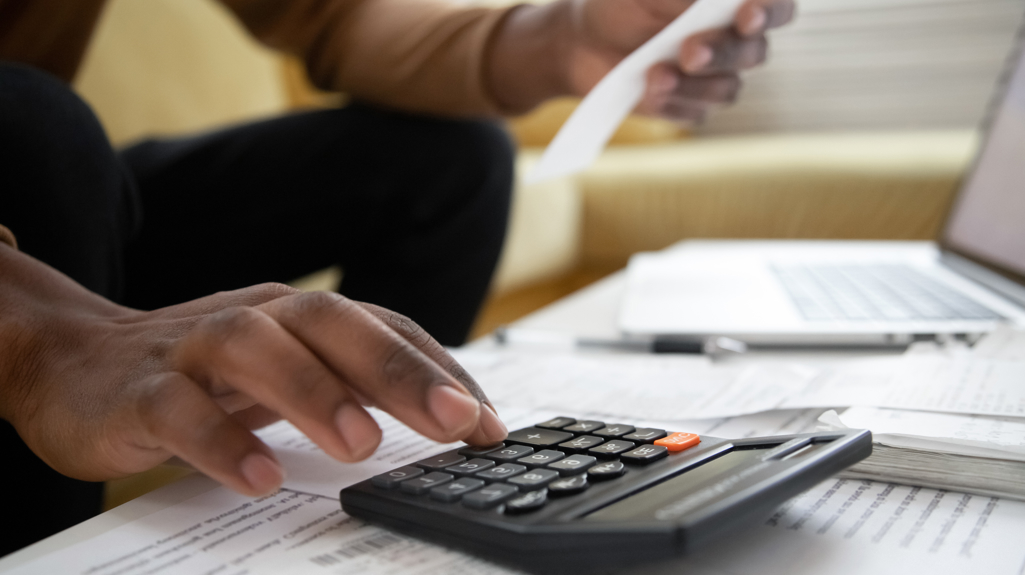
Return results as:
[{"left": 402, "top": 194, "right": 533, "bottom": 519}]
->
[{"left": 493, "top": 327, "right": 747, "bottom": 356}]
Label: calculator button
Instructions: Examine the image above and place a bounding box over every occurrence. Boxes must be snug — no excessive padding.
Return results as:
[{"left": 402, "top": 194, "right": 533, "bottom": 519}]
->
[
  {"left": 620, "top": 444, "right": 668, "bottom": 464},
  {"left": 400, "top": 472, "right": 454, "bottom": 495},
  {"left": 536, "top": 417, "right": 576, "bottom": 430},
  {"left": 548, "top": 474, "right": 589, "bottom": 496},
  {"left": 476, "top": 463, "right": 527, "bottom": 481},
  {"left": 517, "top": 449, "right": 566, "bottom": 468},
  {"left": 462, "top": 484, "right": 519, "bottom": 509},
  {"left": 563, "top": 421, "right": 604, "bottom": 434},
  {"left": 416, "top": 452, "right": 466, "bottom": 471},
  {"left": 655, "top": 432, "right": 701, "bottom": 452},
  {"left": 429, "top": 478, "right": 485, "bottom": 502},
  {"left": 594, "top": 424, "right": 636, "bottom": 438},
  {"left": 505, "top": 488, "right": 549, "bottom": 514},
  {"left": 508, "top": 469, "right": 559, "bottom": 491},
  {"left": 448, "top": 458, "right": 497, "bottom": 477},
  {"left": 486, "top": 445, "right": 534, "bottom": 462},
  {"left": 547, "top": 455, "right": 597, "bottom": 476},
  {"left": 559, "top": 435, "right": 604, "bottom": 453},
  {"left": 588, "top": 460, "right": 626, "bottom": 480},
  {"left": 458, "top": 443, "right": 505, "bottom": 458},
  {"left": 370, "top": 466, "right": 424, "bottom": 489},
  {"left": 623, "top": 428, "right": 667, "bottom": 443},
  {"left": 506, "top": 427, "right": 573, "bottom": 447},
  {"left": 588, "top": 439, "right": 635, "bottom": 458}
]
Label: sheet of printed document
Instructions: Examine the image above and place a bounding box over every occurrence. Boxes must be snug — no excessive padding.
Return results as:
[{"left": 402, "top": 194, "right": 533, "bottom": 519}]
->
[
  {"left": 10, "top": 408, "right": 1025, "bottom": 575},
  {"left": 526, "top": 0, "right": 747, "bottom": 183}
]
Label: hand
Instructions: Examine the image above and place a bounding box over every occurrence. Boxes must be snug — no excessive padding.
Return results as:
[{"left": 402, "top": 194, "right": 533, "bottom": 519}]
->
[
  {"left": 0, "top": 245, "right": 507, "bottom": 497},
  {"left": 488, "top": 0, "right": 795, "bottom": 121},
  {"left": 569, "top": 0, "right": 796, "bottom": 123}
]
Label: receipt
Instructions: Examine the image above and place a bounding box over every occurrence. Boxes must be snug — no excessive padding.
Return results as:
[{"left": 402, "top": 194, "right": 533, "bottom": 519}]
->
[{"left": 526, "top": 0, "right": 747, "bottom": 183}]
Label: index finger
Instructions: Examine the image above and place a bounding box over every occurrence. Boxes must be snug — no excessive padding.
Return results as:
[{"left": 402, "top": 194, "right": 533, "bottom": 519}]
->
[
  {"left": 735, "top": 0, "right": 796, "bottom": 37},
  {"left": 258, "top": 292, "right": 483, "bottom": 444}
]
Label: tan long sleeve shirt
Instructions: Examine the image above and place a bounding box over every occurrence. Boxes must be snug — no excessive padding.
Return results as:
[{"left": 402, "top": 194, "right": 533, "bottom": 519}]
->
[{"left": 0, "top": 0, "right": 516, "bottom": 116}]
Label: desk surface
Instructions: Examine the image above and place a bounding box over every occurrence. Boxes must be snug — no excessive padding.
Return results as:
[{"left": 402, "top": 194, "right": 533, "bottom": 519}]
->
[{"left": 0, "top": 271, "right": 955, "bottom": 573}]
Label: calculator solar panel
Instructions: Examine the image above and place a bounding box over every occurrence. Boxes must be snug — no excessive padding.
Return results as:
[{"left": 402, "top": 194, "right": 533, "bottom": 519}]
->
[{"left": 341, "top": 417, "right": 872, "bottom": 572}]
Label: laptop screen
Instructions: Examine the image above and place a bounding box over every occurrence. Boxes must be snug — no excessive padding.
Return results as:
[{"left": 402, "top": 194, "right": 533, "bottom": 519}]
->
[{"left": 943, "top": 38, "right": 1025, "bottom": 278}]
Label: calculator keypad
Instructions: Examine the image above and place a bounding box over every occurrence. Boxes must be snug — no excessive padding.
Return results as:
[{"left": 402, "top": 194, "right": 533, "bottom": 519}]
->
[{"left": 369, "top": 417, "right": 701, "bottom": 514}]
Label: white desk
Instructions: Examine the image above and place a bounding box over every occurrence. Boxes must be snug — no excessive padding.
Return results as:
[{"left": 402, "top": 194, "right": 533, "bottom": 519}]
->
[{"left": 2, "top": 272, "right": 1022, "bottom": 575}]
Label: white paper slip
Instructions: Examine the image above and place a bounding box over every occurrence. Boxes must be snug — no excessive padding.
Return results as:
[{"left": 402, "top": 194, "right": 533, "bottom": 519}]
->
[{"left": 526, "top": 0, "right": 747, "bottom": 184}]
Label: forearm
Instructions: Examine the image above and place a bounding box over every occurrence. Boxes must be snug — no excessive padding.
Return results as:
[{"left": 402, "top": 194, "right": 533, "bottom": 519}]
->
[{"left": 485, "top": 1, "right": 577, "bottom": 115}]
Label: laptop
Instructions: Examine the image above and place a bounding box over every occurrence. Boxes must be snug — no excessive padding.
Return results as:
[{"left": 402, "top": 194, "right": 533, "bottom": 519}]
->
[{"left": 618, "top": 34, "right": 1025, "bottom": 346}]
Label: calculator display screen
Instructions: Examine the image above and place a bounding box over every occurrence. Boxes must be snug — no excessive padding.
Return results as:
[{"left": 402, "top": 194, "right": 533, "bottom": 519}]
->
[{"left": 585, "top": 448, "right": 769, "bottom": 522}]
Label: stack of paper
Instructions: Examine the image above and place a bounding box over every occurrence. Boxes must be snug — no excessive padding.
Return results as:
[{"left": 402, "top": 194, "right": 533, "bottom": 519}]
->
[{"left": 821, "top": 407, "right": 1025, "bottom": 501}]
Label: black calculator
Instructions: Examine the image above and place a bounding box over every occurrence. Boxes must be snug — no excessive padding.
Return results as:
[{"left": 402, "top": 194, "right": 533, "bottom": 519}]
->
[{"left": 341, "top": 416, "right": 872, "bottom": 572}]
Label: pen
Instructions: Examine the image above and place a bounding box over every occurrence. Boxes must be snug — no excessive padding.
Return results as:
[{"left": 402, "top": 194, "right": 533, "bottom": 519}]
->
[{"left": 493, "top": 327, "right": 747, "bottom": 355}]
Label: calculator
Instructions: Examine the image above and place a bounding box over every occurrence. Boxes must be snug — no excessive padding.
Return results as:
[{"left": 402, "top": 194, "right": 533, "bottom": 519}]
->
[{"left": 341, "top": 416, "right": 872, "bottom": 572}]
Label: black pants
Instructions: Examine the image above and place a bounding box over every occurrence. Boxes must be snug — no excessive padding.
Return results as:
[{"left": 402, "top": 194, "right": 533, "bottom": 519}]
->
[{"left": 0, "top": 64, "right": 513, "bottom": 556}]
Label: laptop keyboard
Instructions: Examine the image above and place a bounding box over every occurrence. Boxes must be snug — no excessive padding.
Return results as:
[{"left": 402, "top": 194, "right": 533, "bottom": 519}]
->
[{"left": 771, "top": 264, "right": 1004, "bottom": 322}]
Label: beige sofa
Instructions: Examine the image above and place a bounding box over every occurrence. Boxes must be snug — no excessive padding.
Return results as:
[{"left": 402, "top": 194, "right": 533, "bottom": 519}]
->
[{"left": 73, "top": 0, "right": 976, "bottom": 507}]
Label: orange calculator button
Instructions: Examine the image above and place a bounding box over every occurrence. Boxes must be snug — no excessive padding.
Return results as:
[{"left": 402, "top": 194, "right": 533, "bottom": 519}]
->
[{"left": 654, "top": 432, "right": 701, "bottom": 452}]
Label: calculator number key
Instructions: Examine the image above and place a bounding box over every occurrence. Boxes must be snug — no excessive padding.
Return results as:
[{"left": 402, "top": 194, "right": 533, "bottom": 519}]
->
[
  {"left": 458, "top": 443, "right": 505, "bottom": 458},
  {"left": 547, "top": 455, "right": 597, "bottom": 476},
  {"left": 588, "top": 460, "right": 626, "bottom": 480},
  {"left": 620, "top": 444, "right": 668, "bottom": 464},
  {"left": 463, "top": 484, "right": 519, "bottom": 509},
  {"left": 505, "top": 489, "right": 549, "bottom": 514},
  {"left": 400, "top": 472, "right": 454, "bottom": 495},
  {"left": 449, "top": 458, "right": 497, "bottom": 477},
  {"left": 506, "top": 427, "right": 573, "bottom": 447},
  {"left": 623, "top": 428, "right": 667, "bottom": 443},
  {"left": 594, "top": 424, "right": 636, "bottom": 438},
  {"left": 476, "top": 463, "right": 527, "bottom": 481},
  {"left": 559, "top": 435, "right": 604, "bottom": 453},
  {"left": 548, "top": 474, "right": 589, "bottom": 496},
  {"left": 429, "top": 478, "right": 485, "bottom": 503},
  {"left": 416, "top": 452, "right": 466, "bottom": 471},
  {"left": 517, "top": 449, "right": 565, "bottom": 468},
  {"left": 371, "top": 466, "right": 424, "bottom": 490},
  {"left": 486, "top": 444, "right": 534, "bottom": 462},
  {"left": 508, "top": 469, "right": 559, "bottom": 491},
  {"left": 588, "top": 439, "right": 635, "bottom": 458}
]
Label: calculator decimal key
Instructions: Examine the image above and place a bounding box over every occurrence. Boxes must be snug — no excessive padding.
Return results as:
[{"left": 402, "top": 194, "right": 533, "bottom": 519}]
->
[
  {"left": 536, "top": 417, "right": 576, "bottom": 430},
  {"left": 594, "top": 424, "right": 636, "bottom": 438},
  {"left": 429, "top": 478, "right": 485, "bottom": 502},
  {"left": 370, "top": 466, "right": 424, "bottom": 489},
  {"left": 623, "top": 428, "right": 667, "bottom": 443},
  {"left": 505, "top": 427, "right": 573, "bottom": 447},
  {"left": 487, "top": 445, "right": 534, "bottom": 462},
  {"left": 548, "top": 474, "right": 589, "bottom": 496},
  {"left": 449, "top": 458, "right": 497, "bottom": 476},
  {"left": 505, "top": 489, "right": 549, "bottom": 514},
  {"left": 462, "top": 483, "right": 519, "bottom": 509},
  {"left": 588, "top": 439, "right": 635, "bottom": 458},
  {"left": 508, "top": 469, "right": 560, "bottom": 491},
  {"left": 400, "top": 472, "right": 454, "bottom": 495},
  {"left": 620, "top": 444, "right": 668, "bottom": 464},
  {"left": 547, "top": 455, "right": 598, "bottom": 476},
  {"left": 559, "top": 435, "right": 604, "bottom": 453},
  {"left": 517, "top": 449, "right": 566, "bottom": 468},
  {"left": 476, "top": 463, "right": 527, "bottom": 481},
  {"left": 458, "top": 443, "right": 505, "bottom": 458},
  {"left": 563, "top": 420, "right": 604, "bottom": 434},
  {"left": 416, "top": 452, "right": 466, "bottom": 471},
  {"left": 588, "top": 460, "right": 626, "bottom": 480}
]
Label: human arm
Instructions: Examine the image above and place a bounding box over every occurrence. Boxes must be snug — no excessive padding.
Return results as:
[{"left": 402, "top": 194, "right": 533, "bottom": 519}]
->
[
  {"left": 221, "top": 0, "right": 794, "bottom": 119},
  {"left": 0, "top": 241, "right": 507, "bottom": 497}
]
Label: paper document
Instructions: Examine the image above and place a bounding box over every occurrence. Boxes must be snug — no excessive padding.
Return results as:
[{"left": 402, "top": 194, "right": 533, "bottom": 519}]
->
[{"left": 526, "top": 0, "right": 747, "bottom": 183}]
